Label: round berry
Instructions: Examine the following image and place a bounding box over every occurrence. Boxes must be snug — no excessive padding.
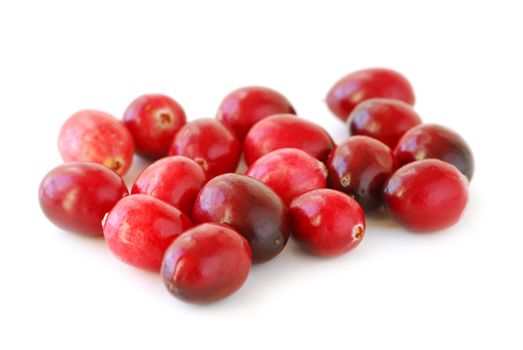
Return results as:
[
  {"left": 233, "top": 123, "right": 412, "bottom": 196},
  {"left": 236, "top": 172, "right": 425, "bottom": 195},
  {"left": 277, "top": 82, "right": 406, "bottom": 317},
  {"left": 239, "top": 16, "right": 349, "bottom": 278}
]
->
[
  {"left": 58, "top": 110, "right": 135, "bottom": 175},
  {"left": 327, "top": 136, "right": 396, "bottom": 211},
  {"left": 290, "top": 189, "right": 365, "bottom": 257},
  {"left": 244, "top": 114, "right": 335, "bottom": 165},
  {"left": 162, "top": 223, "right": 251, "bottom": 303},
  {"left": 327, "top": 68, "right": 415, "bottom": 121},
  {"left": 123, "top": 94, "right": 186, "bottom": 159},
  {"left": 394, "top": 124, "right": 475, "bottom": 180},
  {"left": 39, "top": 162, "right": 128, "bottom": 236},
  {"left": 192, "top": 174, "right": 290, "bottom": 263},
  {"left": 103, "top": 194, "right": 193, "bottom": 271},
  {"left": 246, "top": 148, "right": 327, "bottom": 206},
  {"left": 384, "top": 159, "right": 469, "bottom": 232}
]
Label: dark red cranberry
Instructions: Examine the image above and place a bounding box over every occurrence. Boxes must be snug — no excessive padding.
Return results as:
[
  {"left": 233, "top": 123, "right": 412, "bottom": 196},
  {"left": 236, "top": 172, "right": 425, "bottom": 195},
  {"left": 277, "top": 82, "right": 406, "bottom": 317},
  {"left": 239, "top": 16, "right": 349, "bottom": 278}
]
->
[
  {"left": 327, "top": 68, "right": 415, "bottom": 121},
  {"left": 348, "top": 98, "right": 422, "bottom": 148},
  {"left": 169, "top": 118, "right": 241, "bottom": 179},
  {"left": 289, "top": 189, "right": 365, "bottom": 257},
  {"left": 192, "top": 173, "right": 290, "bottom": 263},
  {"left": 216, "top": 86, "right": 295, "bottom": 140},
  {"left": 243, "top": 114, "right": 335, "bottom": 165},
  {"left": 123, "top": 94, "right": 186, "bottom": 159},
  {"left": 162, "top": 223, "right": 251, "bottom": 303},
  {"left": 395, "top": 124, "right": 475, "bottom": 180},
  {"left": 384, "top": 159, "right": 469, "bottom": 232},
  {"left": 58, "top": 110, "right": 135, "bottom": 175},
  {"left": 131, "top": 156, "right": 206, "bottom": 217},
  {"left": 39, "top": 162, "right": 128, "bottom": 236},
  {"left": 246, "top": 148, "right": 327, "bottom": 206},
  {"left": 327, "top": 136, "right": 396, "bottom": 211},
  {"left": 103, "top": 194, "right": 193, "bottom": 271}
]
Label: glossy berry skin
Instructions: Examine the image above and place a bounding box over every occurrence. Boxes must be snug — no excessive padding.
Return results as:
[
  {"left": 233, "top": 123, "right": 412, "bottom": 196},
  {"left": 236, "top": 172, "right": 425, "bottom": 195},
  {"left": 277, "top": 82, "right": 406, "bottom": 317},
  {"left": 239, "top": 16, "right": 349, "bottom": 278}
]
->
[
  {"left": 395, "top": 124, "right": 475, "bottom": 180},
  {"left": 216, "top": 86, "right": 295, "bottom": 140},
  {"left": 192, "top": 174, "right": 290, "bottom": 263},
  {"left": 348, "top": 98, "right": 422, "bottom": 148},
  {"left": 289, "top": 189, "right": 366, "bottom": 257},
  {"left": 39, "top": 162, "right": 128, "bottom": 236},
  {"left": 327, "top": 136, "right": 396, "bottom": 211},
  {"left": 243, "top": 114, "right": 335, "bottom": 165},
  {"left": 131, "top": 156, "right": 206, "bottom": 217},
  {"left": 103, "top": 194, "right": 193, "bottom": 271},
  {"left": 162, "top": 223, "right": 251, "bottom": 303},
  {"left": 383, "top": 159, "right": 469, "bottom": 232},
  {"left": 327, "top": 68, "right": 415, "bottom": 121},
  {"left": 246, "top": 148, "right": 327, "bottom": 206},
  {"left": 123, "top": 94, "right": 186, "bottom": 159},
  {"left": 58, "top": 110, "right": 135, "bottom": 175},
  {"left": 169, "top": 118, "right": 241, "bottom": 179}
]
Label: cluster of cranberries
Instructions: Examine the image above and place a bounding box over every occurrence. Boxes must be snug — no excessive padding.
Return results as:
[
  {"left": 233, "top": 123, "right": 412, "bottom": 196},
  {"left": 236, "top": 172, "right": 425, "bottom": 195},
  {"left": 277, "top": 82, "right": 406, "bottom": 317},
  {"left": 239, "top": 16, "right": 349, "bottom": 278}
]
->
[{"left": 39, "top": 68, "right": 474, "bottom": 303}]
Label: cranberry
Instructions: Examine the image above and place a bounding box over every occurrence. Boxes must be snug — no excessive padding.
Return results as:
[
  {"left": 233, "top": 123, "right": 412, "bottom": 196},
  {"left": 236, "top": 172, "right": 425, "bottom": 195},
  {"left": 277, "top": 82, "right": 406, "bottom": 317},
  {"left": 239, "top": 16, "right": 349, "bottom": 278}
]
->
[
  {"left": 327, "top": 68, "right": 415, "bottom": 121},
  {"left": 394, "top": 124, "right": 475, "bottom": 180},
  {"left": 39, "top": 162, "right": 128, "bottom": 236},
  {"left": 246, "top": 148, "right": 327, "bottom": 206},
  {"left": 289, "top": 189, "right": 365, "bottom": 257},
  {"left": 327, "top": 136, "right": 396, "bottom": 211},
  {"left": 169, "top": 118, "right": 241, "bottom": 179},
  {"left": 161, "top": 223, "right": 251, "bottom": 303},
  {"left": 216, "top": 86, "right": 295, "bottom": 140},
  {"left": 123, "top": 94, "right": 186, "bottom": 159},
  {"left": 384, "top": 159, "right": 469, "bottom": 232},
  {"left": 103, "top": 194, "right": 193, "bottom": 271},
  {"left": 348, "top": 98, "right": 422, "bottom": 148},
  {"left": 58, "top": 110, "right": 135, "bottom": 175},
  {"left": 131, "top": 156, "right": 206, "bottom": 217},
  {"left": 243, "top": 114, "right": 335, "bottom": 165},
  {"left": 192, "top": 173, "right": 290, "bottom": 263}
]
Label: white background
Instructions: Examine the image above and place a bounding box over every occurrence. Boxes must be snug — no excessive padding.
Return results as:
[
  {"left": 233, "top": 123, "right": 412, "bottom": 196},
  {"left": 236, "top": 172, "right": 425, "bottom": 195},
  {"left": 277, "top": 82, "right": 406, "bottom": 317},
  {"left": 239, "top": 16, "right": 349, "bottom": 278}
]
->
[{"left": 1, "top": 1, "right": 522, "bottom": 349}]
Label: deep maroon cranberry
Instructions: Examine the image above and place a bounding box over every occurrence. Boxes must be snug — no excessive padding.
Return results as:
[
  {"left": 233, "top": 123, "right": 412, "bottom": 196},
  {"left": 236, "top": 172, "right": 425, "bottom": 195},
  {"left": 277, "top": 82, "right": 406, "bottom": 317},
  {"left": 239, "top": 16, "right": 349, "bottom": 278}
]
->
[
  {"left": 243, "top": 114, "right": 335, "bottom": 165},
  {"left": 169, "top": 118, "right": 241, "bottom": 179},
  {"left": 384, "top": 159, "right": 469, "bottom": 232},
  {"left": 327, "top": 136, "right": 396, "bottom": 211},
  {"left": 192, "top": 173, "right": 290, "bottom": 263},
  {"left": 131, "top": 156, "right": 206, "bottom": 217},
  {"left": 348, "top": 98, "right": 422, "bottom": 148},
  {"left": 216, "top": 86, "right": 295, "bottom": 140},
  {"left": 103, "top": 194, "right": 193, "bottom": 271},
  {"left": 162, "top": 223, "right": 251, "bottom": 303},
  {"left": 246, "top": 148, "right": 327, "bottom": 206},
  {"left": 327, "top": 68, "right": 415, "bottom": 121},
  {"left": 58, "top": 110, "right": 135, "bottom": 175},
  {"left": 39, "top": 162, "right": 128, "bottom": 236},
  {"left": 289, "top": 189, "right": 366, "bottom": 257},
  {"left": 395, "top": 123, "right": 475, "bottom": 180},
  {"left": 123, "top": 94, "right": 186, "bottom": 159}
]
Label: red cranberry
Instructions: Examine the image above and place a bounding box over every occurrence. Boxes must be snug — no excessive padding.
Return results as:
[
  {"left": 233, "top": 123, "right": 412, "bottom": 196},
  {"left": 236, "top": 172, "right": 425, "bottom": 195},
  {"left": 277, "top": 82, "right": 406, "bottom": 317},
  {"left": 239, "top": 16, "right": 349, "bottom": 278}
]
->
[
  {"left": 131, "top": 156, "right": 206, "bottom": 217},
  {"left": 395, "top": 124, "right": 475, "bottom": 180},
  {"left": 192, "top": 174, "right": 290, "bottom": 263},
  {"left": 327, "top": 68, "right": 415, "bottom": 121},
  {"left": 39, "top": 162, "right": 128, "bottom": 236},
  {"left": 384, "top": 159, "right": 469, "bottom": 232},
  {"left": 123, "top": 94, "right": 186, "bottom": 159},
  {"left": 289, "top": 189, "right": 365, "bottom": 257},
  {"left": 216, "top": 86, "right": 295, "bottom": 140},
  {"left": 169, "top": 118, "right": 241, "bottom": 179},
  {"left": 348, "top": 98, "right": 422, "bottom": 148},
  {"left": 243, "top": 114, "right": 335, "bottom": 165},
  {"left": 327, "top": 136, "right": 396, "bottom": 211},
  {"left": 58, "top": 110, "right": 135, "bottom": 175},
  {"left": 246, "top": 148, "right": 327, "bottom": 206},
  {"left": 103, "top": 194, "right": 193, "bottom": 271},
  {"left": 161, "top": 223, "right": 251, "bottom": 303}
]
